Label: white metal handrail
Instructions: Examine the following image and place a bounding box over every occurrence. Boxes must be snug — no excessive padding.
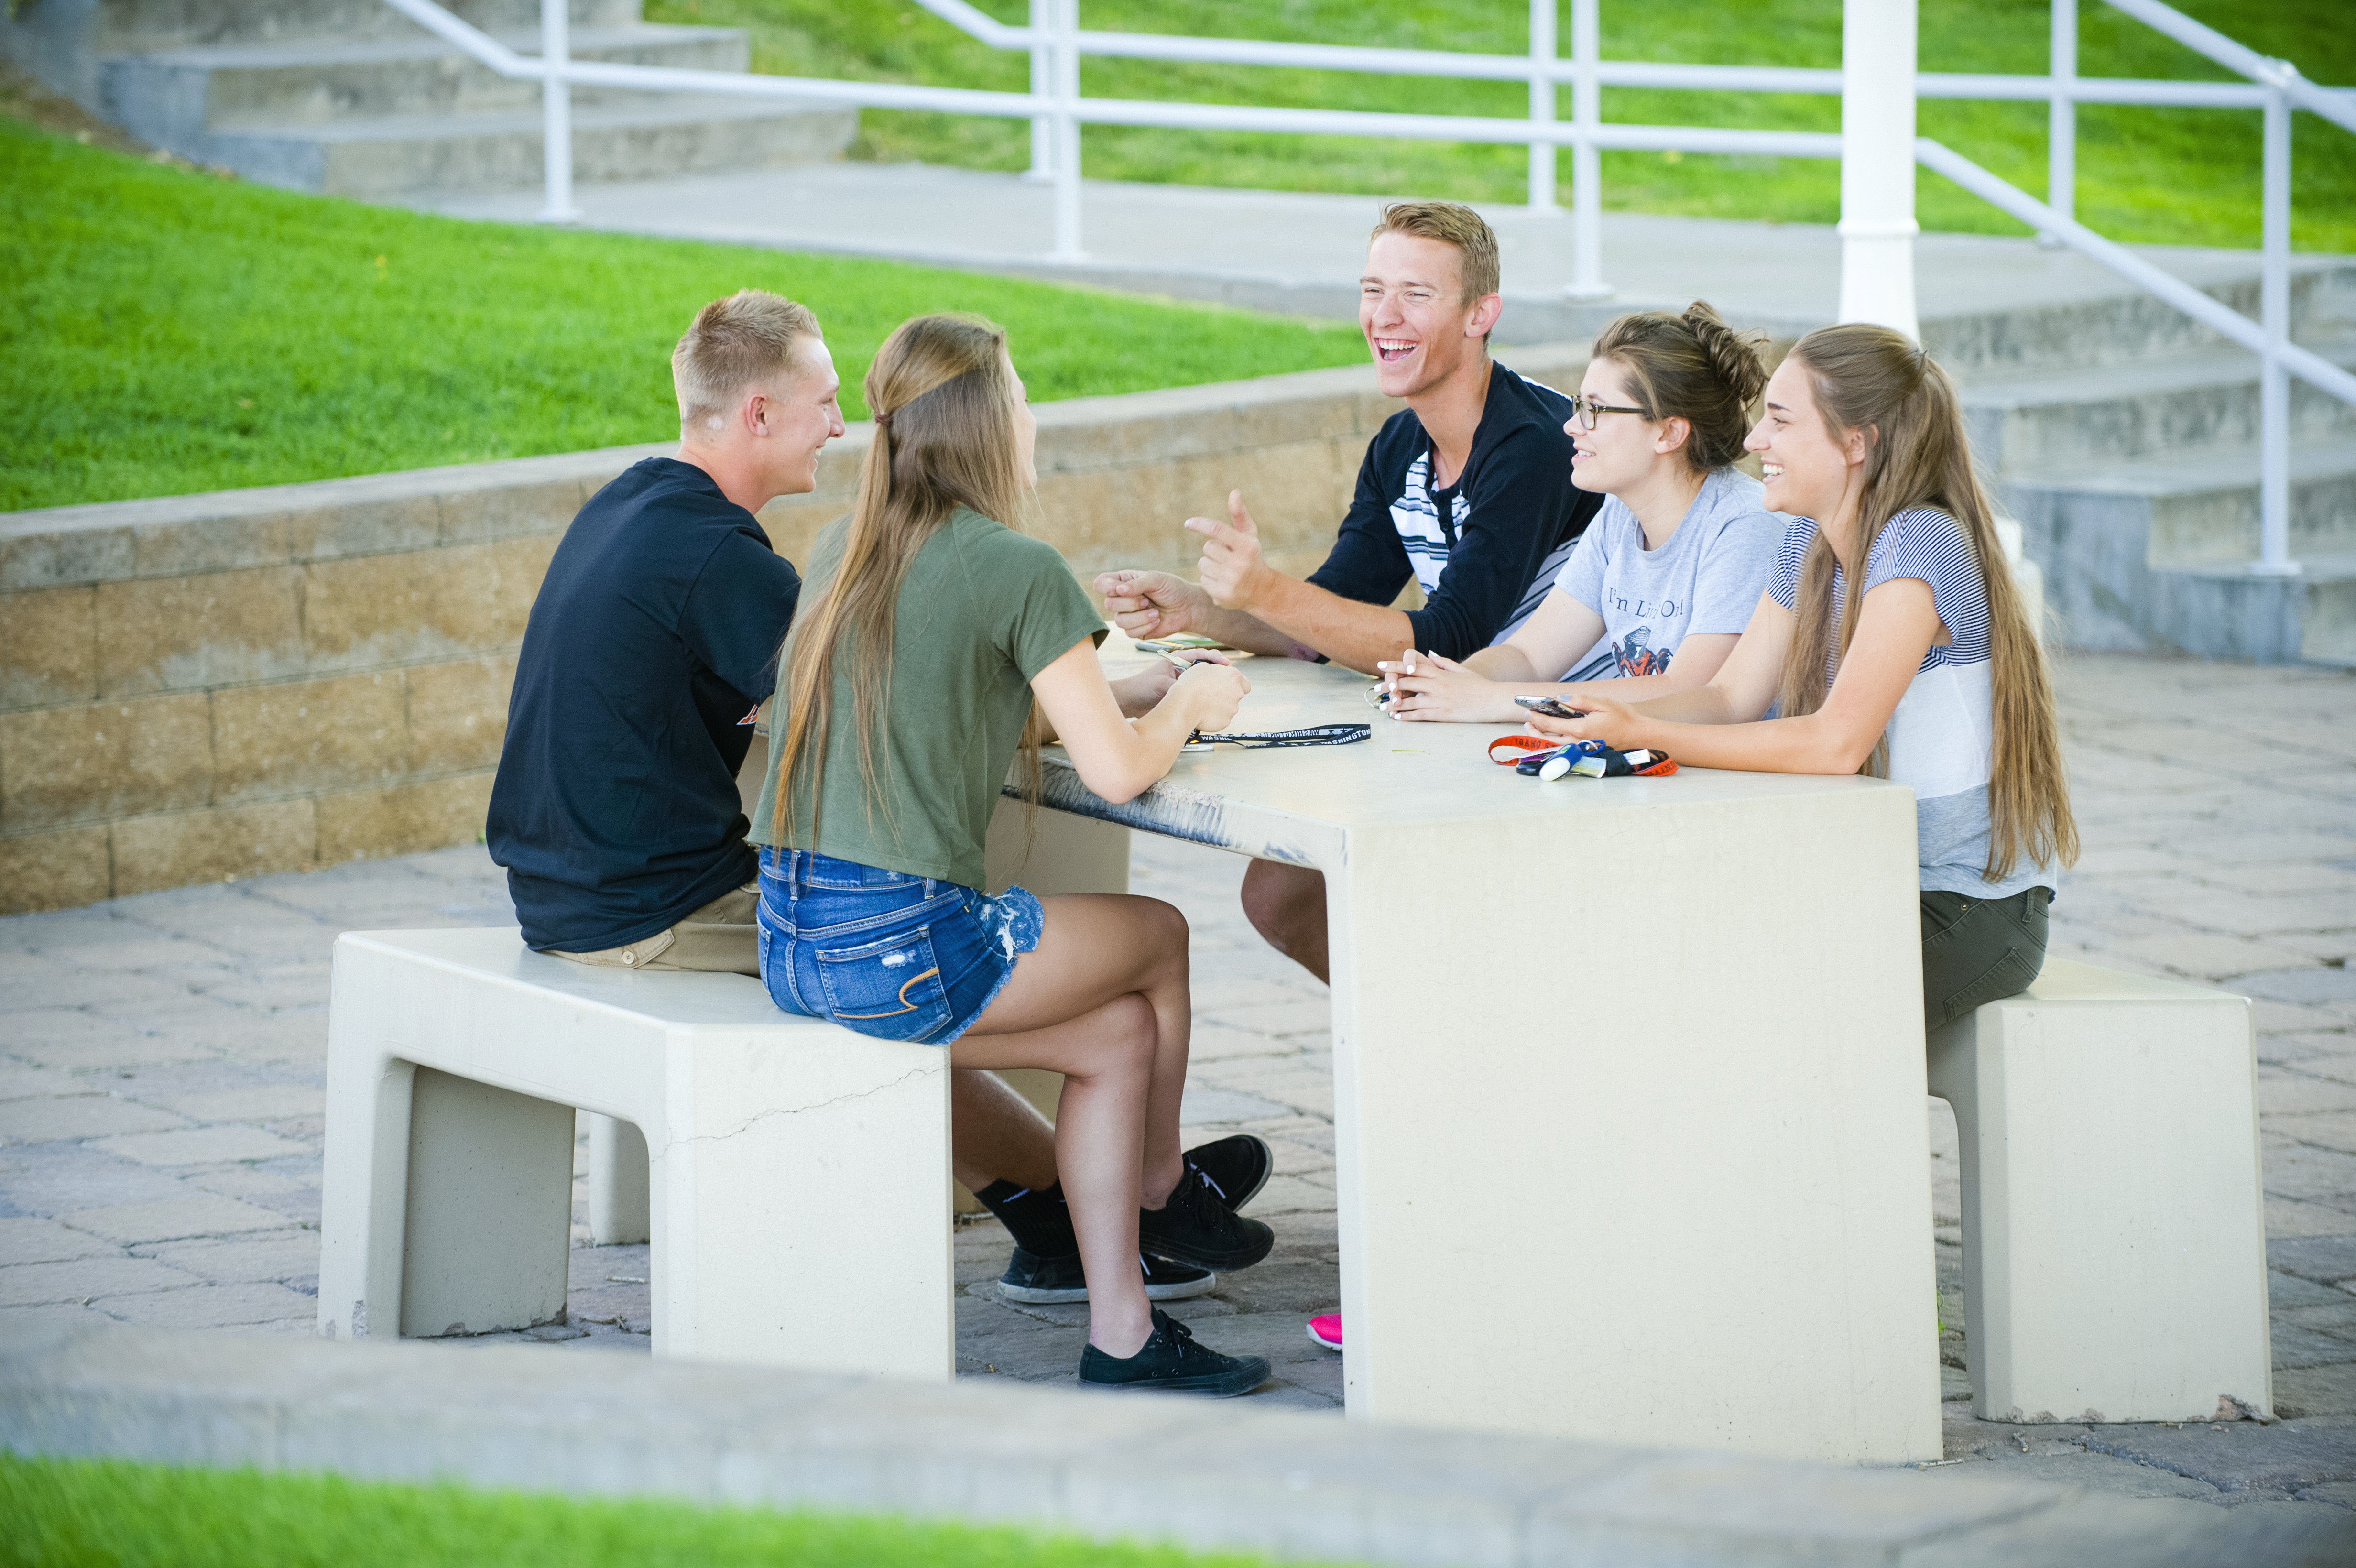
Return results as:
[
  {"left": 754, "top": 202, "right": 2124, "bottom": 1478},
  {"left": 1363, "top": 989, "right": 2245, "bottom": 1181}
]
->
[
  {"left": 390, "top": 0, "right": 2348, "bottom": 578},
  {"left": 919, "top": 0, "right": 2345, "bottom": 109}
]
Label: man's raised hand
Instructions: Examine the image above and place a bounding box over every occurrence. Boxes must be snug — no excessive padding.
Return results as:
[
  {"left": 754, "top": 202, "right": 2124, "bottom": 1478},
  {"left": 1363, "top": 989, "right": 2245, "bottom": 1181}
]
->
[
  {"left": 1094, "top": 569, "right": 1210, "bottom": 640},
  {"left": 1189, "top": 490, "right": 1271, "bottom": 611}
]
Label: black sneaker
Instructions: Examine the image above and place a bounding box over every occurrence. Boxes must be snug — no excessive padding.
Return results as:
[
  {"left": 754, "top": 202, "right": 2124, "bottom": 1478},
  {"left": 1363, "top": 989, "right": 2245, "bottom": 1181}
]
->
[
  {"left": 1138, "top": 1167, "right": 1275, "bottom": 1272},
  {"left": 1078, "top": 1308, "right": 1271, "bottom": 1397},
  {"left": 996, "top": 1247, "right": 1216, "bottom": 1305},
  {"left": 1184, "top": 1133, "right": 1273, "bottom": 1212}
]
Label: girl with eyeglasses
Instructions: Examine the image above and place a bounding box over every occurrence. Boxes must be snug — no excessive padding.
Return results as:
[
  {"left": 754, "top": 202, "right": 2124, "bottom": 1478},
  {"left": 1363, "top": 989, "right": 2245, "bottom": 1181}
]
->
[
  {"left": 1378, "top": 301, "right": 1782, "bottom": 721},
  {"left": 1527, "top": 323, "right": 2078, "bottom": 1033}
]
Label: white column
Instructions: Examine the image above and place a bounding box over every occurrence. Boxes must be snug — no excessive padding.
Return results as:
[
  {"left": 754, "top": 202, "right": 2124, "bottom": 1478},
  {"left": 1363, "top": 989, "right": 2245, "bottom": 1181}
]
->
[
  {"left": 2255, "top": 83, "right": 2299, "bottom": 576},
  {"left": 1025, "top": 0, "right": 1053, "bottom": 184},
  {"left": 1050, "top": 0, "right": 1084, "bottom": 260},
  {"left": 1836, "top": 0, "right": 1919, "bottom": 340},
  {"left": 537, "top": 0, "right": 579, "bottom": 224},
  {"left": 1563, "top": 0, "right": 1611, "bottom": 299},
  {"left": 1527, "top": 0, "right": 1559, "bottom": 212},
  {"left": 2046, "top": 0, "right": 2076, "bottom": 231}
]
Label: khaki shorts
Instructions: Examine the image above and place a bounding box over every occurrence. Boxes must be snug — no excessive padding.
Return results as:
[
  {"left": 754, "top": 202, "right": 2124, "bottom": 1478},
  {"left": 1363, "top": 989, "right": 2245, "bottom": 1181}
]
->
[{"left": 548, "top": 882, "right": 759, "bottom": 978}]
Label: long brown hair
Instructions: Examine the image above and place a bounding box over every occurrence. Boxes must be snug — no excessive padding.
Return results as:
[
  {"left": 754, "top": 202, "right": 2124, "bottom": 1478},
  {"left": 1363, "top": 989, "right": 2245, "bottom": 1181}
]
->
[
  {"left": 767, "top": 314, "right": 1037, "bottom": 848},
  {"left": 1775, "top": 325, "right": 2077, "bottom": 882},
  {"left": 1589, "top": 300, "right": 1768, "bottom": 471}
]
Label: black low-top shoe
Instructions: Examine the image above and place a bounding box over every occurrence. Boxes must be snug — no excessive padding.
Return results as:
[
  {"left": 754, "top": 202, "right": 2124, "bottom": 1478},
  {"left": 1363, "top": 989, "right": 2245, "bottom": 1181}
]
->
[
  {"left": 1138, "top": 1167, "right": 1276, "bottom": 1272},
  {"left": 1184, "top": 1133, "right": 1273, "bottom": 1212},
  {"left": 1078, "top": 1308, "right": 1271, "bottom": 1397},
  {"left": 996, "top": 1247, "right": 1216, "bottom": 1305}
]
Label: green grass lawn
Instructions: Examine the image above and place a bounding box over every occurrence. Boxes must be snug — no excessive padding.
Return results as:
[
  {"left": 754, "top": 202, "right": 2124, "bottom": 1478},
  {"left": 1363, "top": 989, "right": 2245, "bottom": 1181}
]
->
[
  {"left": 0, "top": 1453, "right": 1315, "bottom": 1568},
  {"left": 648, "top": 0, "right": 2356, "bottom": 254},
  {"left": 0, "top": 116, "right": 1365, "bottom": 513}
]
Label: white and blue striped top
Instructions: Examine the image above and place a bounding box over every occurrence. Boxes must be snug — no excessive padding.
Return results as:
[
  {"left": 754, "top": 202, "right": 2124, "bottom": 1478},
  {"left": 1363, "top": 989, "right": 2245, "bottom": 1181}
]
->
[{"left": 1769, "top": 508, "right": 2051, "bottom": 899}]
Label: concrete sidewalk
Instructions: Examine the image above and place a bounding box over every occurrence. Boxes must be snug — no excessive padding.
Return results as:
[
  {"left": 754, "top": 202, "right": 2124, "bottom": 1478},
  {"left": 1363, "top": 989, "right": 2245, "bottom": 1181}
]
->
[
  {"left": 1, "top": 651, "right": 2353, "bottom": 1509},
  {"left": 413, "top": 161, "right": 2321, "bottom": 346},
  {"left": 12, "top": 1315, "right": 2356, "bottom": 1568}
]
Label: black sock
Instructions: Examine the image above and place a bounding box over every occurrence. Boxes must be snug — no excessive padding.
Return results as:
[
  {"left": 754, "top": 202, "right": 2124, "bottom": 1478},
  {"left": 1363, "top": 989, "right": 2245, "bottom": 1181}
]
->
[{"left": 973, "top": 1179, "right": 1078, "bottom": 1258}]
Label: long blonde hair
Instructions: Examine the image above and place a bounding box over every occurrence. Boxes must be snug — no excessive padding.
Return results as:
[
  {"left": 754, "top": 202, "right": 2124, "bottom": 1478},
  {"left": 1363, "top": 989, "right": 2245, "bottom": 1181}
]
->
[
  {"left": 1775, "top": 325, "right": 2077, "bottom": 883},
  {"left": 767, "top": 314, "right": 1038, "bottom": 848}
]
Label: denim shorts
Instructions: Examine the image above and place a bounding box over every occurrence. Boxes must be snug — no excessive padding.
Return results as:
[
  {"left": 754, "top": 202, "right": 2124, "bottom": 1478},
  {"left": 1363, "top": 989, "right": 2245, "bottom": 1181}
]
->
[{"left": 755, "top": 848, "right": 1046, "bottom": 1046}]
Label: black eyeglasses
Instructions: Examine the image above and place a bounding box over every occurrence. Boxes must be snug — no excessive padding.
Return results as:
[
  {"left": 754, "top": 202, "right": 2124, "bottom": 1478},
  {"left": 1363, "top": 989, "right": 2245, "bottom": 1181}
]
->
[{"left": 1567, "top": 394, "right": 1649, "bottom": 432}]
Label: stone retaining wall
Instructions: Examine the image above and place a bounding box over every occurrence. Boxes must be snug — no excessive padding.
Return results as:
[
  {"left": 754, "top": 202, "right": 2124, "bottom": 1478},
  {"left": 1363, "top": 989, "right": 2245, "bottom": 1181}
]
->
[{"left": 0, "top": 346, "right": 1588, "bottom": 914}]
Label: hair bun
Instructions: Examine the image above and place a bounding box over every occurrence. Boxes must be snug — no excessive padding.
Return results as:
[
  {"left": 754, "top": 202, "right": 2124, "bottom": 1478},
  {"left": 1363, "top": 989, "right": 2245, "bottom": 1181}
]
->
[{"left": 1682, "top": 301, "right": 1769, "bottom": 408}]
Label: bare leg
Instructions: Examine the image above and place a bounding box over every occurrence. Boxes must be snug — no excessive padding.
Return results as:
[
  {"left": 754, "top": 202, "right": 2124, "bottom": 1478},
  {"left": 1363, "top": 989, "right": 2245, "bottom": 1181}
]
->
[
  {"left": 954, "top": 893, "right": 1193, "bottom": 1357},
  {"left": 950, "top": 1068, "right": 1057, "bottom": 1194},
  {"left": 1240, "top": 859, "right": 1330, "bottom": 985}
]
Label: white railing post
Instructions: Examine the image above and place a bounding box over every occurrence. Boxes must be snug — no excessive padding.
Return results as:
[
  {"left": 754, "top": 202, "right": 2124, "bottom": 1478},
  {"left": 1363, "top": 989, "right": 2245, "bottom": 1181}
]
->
[
  {"left": 1050, "top": 0, "right": 1083, "bottom": 260},
  {"left": 1527, "top": 0, "right": 1558, "bottom": 212},
  {"left": 1025, "top": 0, "right": 1053, "bottom": 183},
  {"left": 1564, "top": 0, "right": 1610, "bottom": 298},
  {"left": 2255, "top": 78, "right": 2298, "bottom": 577},
  {"left": 1837, "top": 0, "right": 1920, "bottom": 339},
  {"left": 537, "top": 0, "right": 579, "bottom": 222},
  {"left": 2045, "top": 0, "right": 2075, "bottom": 233}
]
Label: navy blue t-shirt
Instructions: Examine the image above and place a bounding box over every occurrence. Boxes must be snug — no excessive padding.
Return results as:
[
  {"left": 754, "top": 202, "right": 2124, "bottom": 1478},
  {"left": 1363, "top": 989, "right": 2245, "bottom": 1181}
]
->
[
  {"left": 1308, "top": 359, "right": 1599, "bottom": 658},
  {"left": 488, "top": 458, "right": 801, "bottom": 952}
]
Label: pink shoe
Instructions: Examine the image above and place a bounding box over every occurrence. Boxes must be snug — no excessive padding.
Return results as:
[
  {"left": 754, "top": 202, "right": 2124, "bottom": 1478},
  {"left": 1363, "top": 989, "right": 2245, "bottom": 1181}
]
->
[{"left": 1307, "top": 1312, "right": 1342, "bottom": 1351}]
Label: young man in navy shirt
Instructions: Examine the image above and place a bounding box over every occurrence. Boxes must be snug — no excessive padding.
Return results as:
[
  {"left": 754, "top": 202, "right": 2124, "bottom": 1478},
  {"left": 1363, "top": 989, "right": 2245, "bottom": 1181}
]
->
[
  {"left": 489, "top": 291, "right": 1270, "bottom": 1305},
  {"left": 1097, "top": 202, "right": 1602, "bottom": 983},
  {"left": 490, "top": 289, "right": 838, "bottom": 976}
]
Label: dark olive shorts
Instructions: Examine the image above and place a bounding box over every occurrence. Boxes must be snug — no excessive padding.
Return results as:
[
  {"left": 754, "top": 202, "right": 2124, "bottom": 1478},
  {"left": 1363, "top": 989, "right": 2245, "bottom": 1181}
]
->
[{"left": 1920, "top": 886, "right": 2051, "bottom": 1035}]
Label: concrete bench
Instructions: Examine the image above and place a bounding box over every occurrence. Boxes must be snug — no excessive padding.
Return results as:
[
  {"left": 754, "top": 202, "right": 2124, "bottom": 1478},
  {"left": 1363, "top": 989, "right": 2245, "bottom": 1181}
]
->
[
  {"left": 1928, "top": 958, "right": 2271, "bottom": 1424},
  {"left": 316, "top": 928, "right": 951, "bottom": 1378}
]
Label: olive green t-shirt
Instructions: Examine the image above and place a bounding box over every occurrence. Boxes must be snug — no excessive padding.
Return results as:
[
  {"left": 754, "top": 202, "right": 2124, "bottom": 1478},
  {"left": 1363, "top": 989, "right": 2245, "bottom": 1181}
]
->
[{"left": 748, "top": 507, "right": 1106, "bottom": 889}]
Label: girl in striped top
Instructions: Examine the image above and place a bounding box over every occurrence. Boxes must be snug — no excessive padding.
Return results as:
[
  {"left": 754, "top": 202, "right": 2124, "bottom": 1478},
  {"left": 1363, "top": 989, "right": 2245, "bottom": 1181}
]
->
[{"left": 1527, "top": 323, "right": 2078, "bottom": 1031}]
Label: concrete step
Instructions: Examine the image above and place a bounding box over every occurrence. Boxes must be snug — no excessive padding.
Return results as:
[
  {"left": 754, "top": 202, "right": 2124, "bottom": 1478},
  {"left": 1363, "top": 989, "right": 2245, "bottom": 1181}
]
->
[
  {"left": 6, "top": 0, "right": 639, "bottom": 109},
  {"left": 188, "top": 93, "right": 856, "bottom": 197},
  {"left": 1926, "top": 263, "right": 2356, "bottom": 378},
  {"left": 2007, "top": 439, "right": 2356, "bottom": 568},
  {"left": 91, "top": 0, "right": 637, "bottom": 54},
  {"left": 1961, "top": 339, "right": 2356, "bottom": 476},
  {"left": 2299, "top": 559, "right": 2356, "bottom": 666},
  {"left": 2013, "top": 444, "right": 2356, "bottom": 663},
  {"left": 102, "top": 25, "right": 748, "bottom": 141}
]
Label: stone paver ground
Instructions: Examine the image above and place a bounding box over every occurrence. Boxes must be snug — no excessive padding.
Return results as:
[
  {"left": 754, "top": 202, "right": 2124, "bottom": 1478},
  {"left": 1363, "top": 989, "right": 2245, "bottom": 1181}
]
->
[{"left": 3, "top": 652, "right": 2353, "bottom": 1503}]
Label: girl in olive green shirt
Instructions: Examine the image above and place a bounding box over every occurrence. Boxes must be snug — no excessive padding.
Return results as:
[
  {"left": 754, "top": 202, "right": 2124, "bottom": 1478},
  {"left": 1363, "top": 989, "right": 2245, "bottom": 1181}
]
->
[{"left": 754, "top": 314, "right": 1272, "bottom": 1396}]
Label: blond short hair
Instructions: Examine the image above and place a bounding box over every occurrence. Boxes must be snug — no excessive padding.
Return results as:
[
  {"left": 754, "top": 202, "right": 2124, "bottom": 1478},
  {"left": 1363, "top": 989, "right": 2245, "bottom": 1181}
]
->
[
  {"left": 672, "top": 289, "right": 821, "bottom": 431},
  {"left": 1368, "top": 201, "right": 1501, "bottom": 306}
]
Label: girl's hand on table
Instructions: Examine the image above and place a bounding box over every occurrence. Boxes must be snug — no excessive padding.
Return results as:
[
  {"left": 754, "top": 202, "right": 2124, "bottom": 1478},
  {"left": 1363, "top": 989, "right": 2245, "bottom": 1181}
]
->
[
  {"left": 1112, "top": 648, "right": 1231, "bottom": 717},
  {"left": 1525, "top": 692, "right": 1647, "bottom": 751},
  {"left": 1377, "top": 649, "right": 1518, "bottom": 724},
  {"left": 1163, "top": 657, "right": 1250, "bottom": 735}
]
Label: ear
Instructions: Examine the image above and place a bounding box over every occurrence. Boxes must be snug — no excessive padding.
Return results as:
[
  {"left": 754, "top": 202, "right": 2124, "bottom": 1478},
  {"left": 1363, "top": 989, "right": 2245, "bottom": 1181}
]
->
[
  {"left": 1656, "top": 416, "right": 1691, "bottom": 456},
  {"left": 742, "top": 389, "right": 772, "bottom": 437},
  {"left": 1843, "top": 423, "right": 1874, "bottom": 467},
  {"left": 1465, "top": 292, "right": 1504, "bottom": 341}
]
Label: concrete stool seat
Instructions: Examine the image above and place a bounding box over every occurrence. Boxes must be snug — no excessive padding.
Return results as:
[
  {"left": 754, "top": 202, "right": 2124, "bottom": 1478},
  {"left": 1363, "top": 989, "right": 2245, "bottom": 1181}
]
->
[
  {"left": 317, "top": 927, "right": 951, "bottom": 1377},
  {"left": 1928, "top": 958, "right": 2271, "bottom": 1424}
]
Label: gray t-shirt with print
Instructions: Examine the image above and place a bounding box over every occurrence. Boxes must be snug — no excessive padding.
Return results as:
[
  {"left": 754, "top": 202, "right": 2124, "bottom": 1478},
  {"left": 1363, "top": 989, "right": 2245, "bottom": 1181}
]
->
[{"left": 1553, "top": 467, "right": 1783, "bottom": 680}]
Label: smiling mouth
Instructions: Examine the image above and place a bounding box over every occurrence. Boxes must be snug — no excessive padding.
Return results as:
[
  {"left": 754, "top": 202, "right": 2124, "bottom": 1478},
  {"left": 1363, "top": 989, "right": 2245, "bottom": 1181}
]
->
[
  {"left": 1761, "top": 462, "right": 1784, "bottom": 479},
  {"left": 1374, "top": 337, "right": 1418, "bottom": 364}
]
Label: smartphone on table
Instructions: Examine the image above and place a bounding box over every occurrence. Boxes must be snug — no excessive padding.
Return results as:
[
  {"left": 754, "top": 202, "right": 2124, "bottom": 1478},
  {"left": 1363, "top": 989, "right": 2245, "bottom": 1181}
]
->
[{"left": 1512, "top": 695, "right": 1588, "bottom": 719}]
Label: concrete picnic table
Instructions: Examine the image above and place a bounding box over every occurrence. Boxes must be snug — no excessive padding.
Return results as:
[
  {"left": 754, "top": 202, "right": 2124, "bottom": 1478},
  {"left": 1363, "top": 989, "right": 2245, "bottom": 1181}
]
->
[{"left": 983, "top": 632, "right": 1940, "bottom": 1465}]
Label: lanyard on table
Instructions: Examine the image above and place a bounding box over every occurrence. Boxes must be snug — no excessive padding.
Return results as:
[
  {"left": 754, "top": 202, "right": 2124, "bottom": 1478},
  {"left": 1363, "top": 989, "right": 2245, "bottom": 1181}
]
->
[{"left": 1186, "top": 724, "right": 1372, "bottom": 750}]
